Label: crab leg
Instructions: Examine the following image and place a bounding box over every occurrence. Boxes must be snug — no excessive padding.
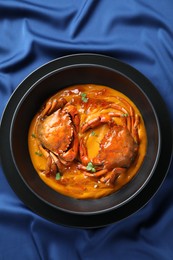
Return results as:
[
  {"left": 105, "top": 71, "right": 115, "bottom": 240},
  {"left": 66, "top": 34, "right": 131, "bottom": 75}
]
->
[
  {"left": 38, "top": 145, "right": 58, "bottom": 176},
  {"left": 49, "top": 152, "right": 65, "bottom": 171},
  {"left": 78, "top": 137, "right": 90, "bottom": 166},
  {"left": 81, "top": 99, "right": 136, "bottom": 133},
  {"left": 81, "top": 112, "right": 120, "bottom": 133},
  {"left": 116, "top": 96, "right": 135, "bottom": 133},
  {"left": 59, "top": 128, "right": 79, "bottom": 162},
  {"left": 84, "top": 167, "right": 126, "bottom": 185},
  {"left": 100, "top": 167, "right": 126, "bottom": 184},
  {"left": 84, "top": 169, "right": 108, "bottom": 177},
  {"left": 116, "top": 96, "right": 141, "bottom": 145},
  {"left": 64, "top": 104, "right": 80, "bottom": 132},
  {"left": 132, "top": 114, "right": 140, "bottom": 144},
  {"left": 40, "top": 97, "right": 67, "bottom": 117}
]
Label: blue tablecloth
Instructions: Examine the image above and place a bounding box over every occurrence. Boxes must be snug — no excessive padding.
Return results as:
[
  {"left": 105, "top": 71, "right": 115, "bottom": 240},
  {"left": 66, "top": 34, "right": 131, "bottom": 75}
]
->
[{"left": 0, "top": 1, "right": 173, "bottom": 259}]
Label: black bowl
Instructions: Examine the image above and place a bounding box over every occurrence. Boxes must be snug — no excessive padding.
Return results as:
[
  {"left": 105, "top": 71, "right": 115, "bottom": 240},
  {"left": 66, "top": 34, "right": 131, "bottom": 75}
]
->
[{"left": 0, "top": 54, "right": 172, "bottom": 228}]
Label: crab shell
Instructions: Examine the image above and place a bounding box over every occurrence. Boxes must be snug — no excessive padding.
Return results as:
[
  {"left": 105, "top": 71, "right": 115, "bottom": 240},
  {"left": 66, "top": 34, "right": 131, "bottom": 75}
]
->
[
  {"left": 37, "top": 108, "right": 74, "bottom": 156},
  {"left": 92, "top": 125, "right": 138, "bottom": 170}
]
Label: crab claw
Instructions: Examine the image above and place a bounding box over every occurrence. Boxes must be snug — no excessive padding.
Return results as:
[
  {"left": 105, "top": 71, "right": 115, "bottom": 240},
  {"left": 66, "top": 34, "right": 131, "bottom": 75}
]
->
[
  {"left": 64, "top": 104, "right": 80, "bottom": 132},
  {"left": 78, "top": 137, "right": 90, "bottom": 166},
  {"left": 59, "top": 128, "right": 79, "bottom": 162},
  {"left": 81, "top": 111, "right": 125, "bottom": 133},
  {"left": 41, "top": 97, "right": 67, "bottom": 117},
  {"left": 100, "top": 167, "right": 126, "bottom": 184},
  {"left": 38, "top": 145, "right": 58, "bottom": 176}
]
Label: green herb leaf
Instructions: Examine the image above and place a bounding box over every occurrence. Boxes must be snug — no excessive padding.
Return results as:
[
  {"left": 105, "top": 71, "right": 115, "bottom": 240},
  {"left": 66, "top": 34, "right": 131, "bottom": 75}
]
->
[
  {"left": 86, "top": 162, "right": 96, "bottom": 173},
  {"left": 91, "top": 131, "right": 98, "bottom": 137},
  {"left": 55, "top": 172, "right": 61, "bottom": 180},
  {"left": 81, "top": 92, "right": 87, "bottom": 98},
  {"left": 81, "top": 92, "right": 88, "bottom": 103},
  {"left": 35, "top": 151, "right": 42, "bottom": 157},
  {"left": 31, "top": 133, "right": 36, "bottom": 138},
  {"left": 122, "top": 113, "right": 129, "bottom": 117}
]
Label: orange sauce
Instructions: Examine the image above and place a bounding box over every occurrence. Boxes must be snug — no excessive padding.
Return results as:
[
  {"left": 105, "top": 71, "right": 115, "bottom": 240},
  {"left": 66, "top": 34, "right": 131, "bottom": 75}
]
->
[{"left": 28, "top": 85, "right": 147, "bottom": 199}]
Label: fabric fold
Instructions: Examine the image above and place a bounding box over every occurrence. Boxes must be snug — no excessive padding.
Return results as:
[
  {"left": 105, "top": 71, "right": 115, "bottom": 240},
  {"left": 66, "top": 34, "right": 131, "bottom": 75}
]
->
[{"left": 0, "top": 0, "right": 173, "bottom": 259}]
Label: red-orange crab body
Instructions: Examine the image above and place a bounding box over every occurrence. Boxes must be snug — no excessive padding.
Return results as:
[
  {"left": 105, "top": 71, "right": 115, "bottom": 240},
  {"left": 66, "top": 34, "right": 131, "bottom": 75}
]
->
[
  {"left": 36, "top": 97, "right": 79, "bottom": 175},
  {"left": 78, "top": 96, "right": 140, "bottom": 184},
  {"left": 79, "top": 125, "right": 138, "bottom": 184},
  {"left": 93, "top": 125, "right": 138, "bottom": 169}
]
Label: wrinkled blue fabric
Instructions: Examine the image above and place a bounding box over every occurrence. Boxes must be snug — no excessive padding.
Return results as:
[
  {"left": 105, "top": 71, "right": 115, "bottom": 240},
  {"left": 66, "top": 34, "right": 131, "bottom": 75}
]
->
[{"left": 0, "top": 1, "right": 173, "bottom": 259}]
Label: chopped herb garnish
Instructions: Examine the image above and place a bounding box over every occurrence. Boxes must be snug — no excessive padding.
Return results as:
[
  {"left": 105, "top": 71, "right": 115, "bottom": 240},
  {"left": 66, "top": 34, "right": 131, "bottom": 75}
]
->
[
  {"left": 81, "top": 92, "right": 88, "bottom": 103},
  {"left": 91, "top": 131, "right": 96, "bottom": 136},
  {"left": 31, "top": 133, "right": 36, "bottom": 138},
  {"left": 86, "top": 162, "right": 96, "bottom": 173},
  {"left": 55, "top": 172, "right": 61, "bottom": 180},
  {"left": 35, "top": 151, "right": 42, "bottom": 157},
  {"left": 122, "top": 113, "right": 129, "bottom": 117}
]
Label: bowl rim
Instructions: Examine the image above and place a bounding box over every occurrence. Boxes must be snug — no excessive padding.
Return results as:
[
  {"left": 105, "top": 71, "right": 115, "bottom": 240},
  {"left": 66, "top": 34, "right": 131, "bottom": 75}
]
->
[
  {"left": 0, "top": 53, "right": 172, "bottom": 228},
  {"left": 9, "top": 63, "right": 160, "bottom": 213}
]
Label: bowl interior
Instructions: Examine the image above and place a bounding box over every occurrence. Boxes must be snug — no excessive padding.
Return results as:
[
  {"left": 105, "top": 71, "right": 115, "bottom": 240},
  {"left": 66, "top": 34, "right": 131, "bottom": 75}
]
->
[{"left": 10, "top": 65, "right": 160, "bottom": 214}]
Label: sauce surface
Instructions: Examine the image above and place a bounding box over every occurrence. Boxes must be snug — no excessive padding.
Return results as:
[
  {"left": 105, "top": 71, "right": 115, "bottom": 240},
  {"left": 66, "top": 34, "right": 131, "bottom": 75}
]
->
[{"left": 28, "top": 84, "right": 147, "bottom": 199}]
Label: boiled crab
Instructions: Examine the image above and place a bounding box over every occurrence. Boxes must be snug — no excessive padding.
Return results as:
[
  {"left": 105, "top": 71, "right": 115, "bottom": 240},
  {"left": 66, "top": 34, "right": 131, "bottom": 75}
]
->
[
  {"left": 78, "top": 97, "right": 140, "bottom": 184},
  {"left": 36, "top": 97, "right": 79, "bottom": 176}
]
